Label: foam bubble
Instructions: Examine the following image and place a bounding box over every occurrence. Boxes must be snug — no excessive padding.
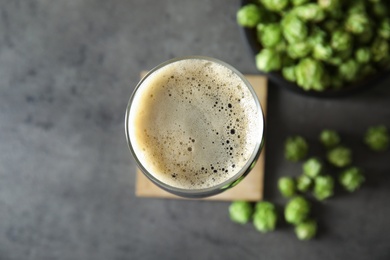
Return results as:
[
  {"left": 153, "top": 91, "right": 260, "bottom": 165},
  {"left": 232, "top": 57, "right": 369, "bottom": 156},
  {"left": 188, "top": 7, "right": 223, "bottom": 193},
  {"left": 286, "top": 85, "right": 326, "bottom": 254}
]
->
[{"left": 128, "top": 58, "right": 263, "bottom": 189}]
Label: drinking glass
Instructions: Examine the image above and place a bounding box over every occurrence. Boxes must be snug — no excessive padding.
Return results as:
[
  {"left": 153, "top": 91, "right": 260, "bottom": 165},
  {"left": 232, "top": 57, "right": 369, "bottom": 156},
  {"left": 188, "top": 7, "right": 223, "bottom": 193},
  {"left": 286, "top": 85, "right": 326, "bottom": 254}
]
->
[{"left": 125, "top": 56, "right": 265, "bottom": 198}]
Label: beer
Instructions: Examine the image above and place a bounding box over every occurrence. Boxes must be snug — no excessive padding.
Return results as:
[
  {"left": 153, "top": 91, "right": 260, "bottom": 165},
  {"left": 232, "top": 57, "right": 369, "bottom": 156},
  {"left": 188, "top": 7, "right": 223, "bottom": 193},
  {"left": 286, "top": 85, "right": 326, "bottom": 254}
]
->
[{"left": 126, "top": 57, "right": 264, "bottom": 196}]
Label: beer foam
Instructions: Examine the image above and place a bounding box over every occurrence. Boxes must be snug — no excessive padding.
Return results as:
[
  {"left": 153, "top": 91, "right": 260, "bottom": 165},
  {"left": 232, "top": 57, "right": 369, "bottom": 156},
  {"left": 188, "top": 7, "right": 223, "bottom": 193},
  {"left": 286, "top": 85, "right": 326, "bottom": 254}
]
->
[{"left": 128, "top": 58, "right": 263, "bottom": 189}]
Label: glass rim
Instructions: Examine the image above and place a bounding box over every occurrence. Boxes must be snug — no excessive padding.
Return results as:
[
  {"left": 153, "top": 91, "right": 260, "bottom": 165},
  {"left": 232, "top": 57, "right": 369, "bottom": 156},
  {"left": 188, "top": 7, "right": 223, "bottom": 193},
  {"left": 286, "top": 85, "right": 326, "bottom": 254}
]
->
[{"left": 125, "top": 55, "right": 265, "bottom": 198}]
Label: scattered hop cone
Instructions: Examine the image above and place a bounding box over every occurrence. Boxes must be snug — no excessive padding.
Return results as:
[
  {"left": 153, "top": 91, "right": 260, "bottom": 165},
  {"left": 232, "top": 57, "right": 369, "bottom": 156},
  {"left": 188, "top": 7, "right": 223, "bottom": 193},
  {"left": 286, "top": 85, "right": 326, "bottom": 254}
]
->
[
  {"left": 229, "top": 201, "right": 253, "bottom": 224},
  {"left": 284, "top": 135, "right": 309, "bottom": 162},
  {"left": 319, "top": 129, "right": 340, "bottom": 148},
  {"left": 313, "top": 175, "right": 334, "bottom": 201},
  {"left": 339, "top": 167, "right": 365, "bottom": 192},
  {"left": 278, "top": 177, "right": 296, "bottom": 197},
  {"left": 364, "top": 125, "right": 389, "bottom": 152},
  {"left": 296, "top": 174, "right": 312, "bottom": 192},
  {"left": 327, "top": 146, "right": 352, "bottom": 168},
  {"left": 303, "top": 157, "right": 323, "bottom": 178},
  {"left": 253, "top": 201, "right": 278, "bottom": 233},
  {"left": 295, "top": 219, "right": 317, "bottom": 240},
  {"left": 284, "top": 196, "right": 310, "bottom": 225}
]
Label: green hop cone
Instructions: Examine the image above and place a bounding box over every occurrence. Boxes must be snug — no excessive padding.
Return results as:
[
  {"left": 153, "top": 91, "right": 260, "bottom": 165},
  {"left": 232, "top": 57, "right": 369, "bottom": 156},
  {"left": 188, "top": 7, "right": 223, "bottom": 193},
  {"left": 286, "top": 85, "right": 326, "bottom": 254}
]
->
[
  {"left": 236, "top": 4, "right": 262, "bottom": 28},
  {"left": 256, "top": 49, "right": 282, "bottom": 72},
  {"left": 284, "top": 196, "right": 310, "bottom": 225},
  {"left": 282, "top": 66, "right": 296, "bottom": 82},
  {"left": 285, "top": 135, "right": 309, "bottom": 162},
  {"left": 303, "top": 157, "right": 323, "bottom": 178},
  {"left": 318, "top": 0, "right": 340, "bottom": 10},
  {"left": 296, "top": 174, "right": 312, "bottom": 192},
  {"left": 371, "top": 37, "right": 389, "bottom": 63},
  {"left": 355, "top": 47, "right": 371, "bottom": 64},
  {"left": 295, "top": 58, "right": 327, "bottom": 91},
  {"left": 313, "top": 175, "right": 334, "bottom": 201},
  {"left": 274, "top": 40, "right": 288, "bottom": 53},
  {"left": 295, "top": 219, "right": 317, "bottom": 240},
  {"left": 287, "top": 41, "right": 312, "bottom": 59},
  {"left": 364, "top": 125, "right": 389, "bottom": 152},
  {"left": 338, "top": 59, "right": 360, "bottom": 82},
  {"left": 313, "top": 43, "right": 333, "bottom": 61},
  {"left": 378, "top": 18, "right": 390, "bottom": 40},
  {"left": 260, "top": 0, "right": 289, "bottom": 12},
  {"left": 310, "top": 26, "right": 326, "bottom": 45},
  {"left": 331, "top": 30, "right": 353, "bottom": 52},
  {"left": 319, "top": 129, "right": 340, "bottom": 148},
  {"left": 278, "top": 177, "right": 296, "bottom": 198},
  {"left": 229, "top": 201, "right": 253, "bottom": 224},
  {"left": 339, "top": 167, "right": 365, "bottom": 192},
  {"left": 253, "top": 201, "right": 278, "bottom": 233},
  {"left": 257, "top": 23, "right": 283, "bottom": 48},
  {"left": 293, "top": 3, "right": 326, "bottom": 22},
  {"left": 327, "top": 146, "right": 352, "bottom": 168},
  {"left": 344, "top": 12, "right": 370, "bottom": 35},
  {"left": 292, "top": 0, "right": 309, "bottom": 6},
  {"left": 282, "top": 14, "right": 308, "bottom": 44}
]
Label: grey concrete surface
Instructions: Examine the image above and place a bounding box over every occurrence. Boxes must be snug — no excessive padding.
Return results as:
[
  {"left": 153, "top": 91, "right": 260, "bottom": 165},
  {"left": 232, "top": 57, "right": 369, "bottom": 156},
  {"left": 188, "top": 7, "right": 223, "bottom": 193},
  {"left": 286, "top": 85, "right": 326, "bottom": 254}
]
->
[{"left": 0, "top": 1, "right": 389, "bottom": 259}]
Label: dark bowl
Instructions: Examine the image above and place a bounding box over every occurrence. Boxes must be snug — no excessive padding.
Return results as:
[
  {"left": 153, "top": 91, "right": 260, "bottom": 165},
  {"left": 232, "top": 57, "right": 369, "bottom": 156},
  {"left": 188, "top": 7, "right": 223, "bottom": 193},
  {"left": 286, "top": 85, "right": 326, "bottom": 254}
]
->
[{"left": 239, "top": 1, "right": 390, "bottom": 98}]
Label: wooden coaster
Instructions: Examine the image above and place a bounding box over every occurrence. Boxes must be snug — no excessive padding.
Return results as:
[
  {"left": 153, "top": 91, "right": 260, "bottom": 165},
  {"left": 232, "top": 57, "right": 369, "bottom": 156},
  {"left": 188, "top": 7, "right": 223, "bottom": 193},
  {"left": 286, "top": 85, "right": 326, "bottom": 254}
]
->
[{"left": 135, "top": 73, "right": 267, "bottom": 201}]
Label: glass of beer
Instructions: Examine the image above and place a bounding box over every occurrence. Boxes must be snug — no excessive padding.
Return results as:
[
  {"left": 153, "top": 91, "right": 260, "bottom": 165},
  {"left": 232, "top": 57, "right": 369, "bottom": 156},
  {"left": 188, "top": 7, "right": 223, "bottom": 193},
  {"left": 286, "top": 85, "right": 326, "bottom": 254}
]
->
[{"left": 125, "top": 56, "right": 265, "bottom": 198}]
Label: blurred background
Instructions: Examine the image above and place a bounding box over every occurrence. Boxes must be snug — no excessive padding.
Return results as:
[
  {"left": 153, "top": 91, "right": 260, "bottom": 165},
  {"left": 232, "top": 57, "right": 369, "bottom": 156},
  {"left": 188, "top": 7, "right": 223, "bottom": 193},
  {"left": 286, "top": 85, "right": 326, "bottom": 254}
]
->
[{"left": 0, "top": 1, "right": 389, "bottom": 259}]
